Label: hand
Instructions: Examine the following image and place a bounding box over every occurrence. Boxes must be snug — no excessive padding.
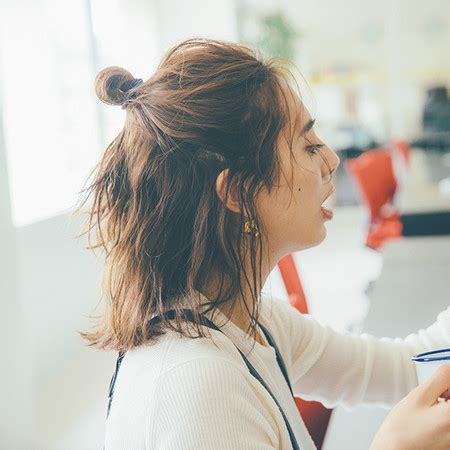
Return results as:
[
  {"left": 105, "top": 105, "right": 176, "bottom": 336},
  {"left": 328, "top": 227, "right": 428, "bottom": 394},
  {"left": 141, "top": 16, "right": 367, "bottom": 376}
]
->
[{"left": 369, "top": 364, "right": 450, "bottom": 450}]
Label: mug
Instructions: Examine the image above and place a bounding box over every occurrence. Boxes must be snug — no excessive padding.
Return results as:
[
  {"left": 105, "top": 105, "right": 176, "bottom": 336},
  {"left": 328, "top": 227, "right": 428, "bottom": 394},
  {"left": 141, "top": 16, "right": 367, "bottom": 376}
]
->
[{"left": 412, "top": 348, "right": 450, "bottom": 400}]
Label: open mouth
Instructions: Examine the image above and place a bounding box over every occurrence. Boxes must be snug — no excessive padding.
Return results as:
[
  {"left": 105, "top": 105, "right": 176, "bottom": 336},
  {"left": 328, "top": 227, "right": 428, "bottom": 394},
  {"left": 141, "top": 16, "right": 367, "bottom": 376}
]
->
[{"left": 321, "top": 187, "right": 335, "bottom": 220}]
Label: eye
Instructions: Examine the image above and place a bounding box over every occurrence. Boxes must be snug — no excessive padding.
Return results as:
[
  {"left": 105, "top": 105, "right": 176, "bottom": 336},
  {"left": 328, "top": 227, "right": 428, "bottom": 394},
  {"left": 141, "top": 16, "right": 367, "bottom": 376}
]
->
[{"left": 305, "top": 144, "right": 324, "bottom": 155}]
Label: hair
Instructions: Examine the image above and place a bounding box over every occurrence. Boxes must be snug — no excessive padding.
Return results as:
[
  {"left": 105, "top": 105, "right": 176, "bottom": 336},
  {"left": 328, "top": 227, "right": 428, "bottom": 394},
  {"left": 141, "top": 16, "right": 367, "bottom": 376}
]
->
[{"left": 73, "top": 37, "right": 323, "bottom": 353}]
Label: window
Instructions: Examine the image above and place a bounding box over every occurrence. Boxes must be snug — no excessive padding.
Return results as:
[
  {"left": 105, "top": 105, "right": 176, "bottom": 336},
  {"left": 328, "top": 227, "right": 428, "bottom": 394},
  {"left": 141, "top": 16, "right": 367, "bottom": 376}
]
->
[{"left": 1, "top": 0, "right": 159, "bottom": 227}]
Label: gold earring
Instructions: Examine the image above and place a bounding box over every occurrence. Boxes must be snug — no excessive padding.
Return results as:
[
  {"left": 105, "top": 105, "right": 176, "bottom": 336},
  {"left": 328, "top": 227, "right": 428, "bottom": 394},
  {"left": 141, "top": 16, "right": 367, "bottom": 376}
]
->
[{"left": 244, "top": 219, "right": 260, "bottom": 237}]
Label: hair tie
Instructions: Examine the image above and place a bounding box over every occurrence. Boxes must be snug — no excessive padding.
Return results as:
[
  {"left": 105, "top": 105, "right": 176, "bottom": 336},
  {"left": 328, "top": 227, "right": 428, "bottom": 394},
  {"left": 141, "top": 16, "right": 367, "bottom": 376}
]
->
[{"left": 120, "top": 78, "right": 143, "bottom": 110}]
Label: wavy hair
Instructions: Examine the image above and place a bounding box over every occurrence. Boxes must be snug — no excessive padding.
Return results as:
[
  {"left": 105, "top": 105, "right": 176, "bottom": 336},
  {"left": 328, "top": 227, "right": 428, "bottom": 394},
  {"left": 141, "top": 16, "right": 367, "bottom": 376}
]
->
[{"left": 73, "top": 38, "right": 309, "bottom": 352}]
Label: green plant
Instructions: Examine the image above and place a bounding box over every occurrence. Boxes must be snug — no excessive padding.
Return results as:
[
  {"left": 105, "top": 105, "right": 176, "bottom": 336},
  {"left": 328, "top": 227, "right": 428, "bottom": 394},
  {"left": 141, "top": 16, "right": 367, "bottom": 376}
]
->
[{"left": 255, "top": 11, "right": 300, "bottom": 60}]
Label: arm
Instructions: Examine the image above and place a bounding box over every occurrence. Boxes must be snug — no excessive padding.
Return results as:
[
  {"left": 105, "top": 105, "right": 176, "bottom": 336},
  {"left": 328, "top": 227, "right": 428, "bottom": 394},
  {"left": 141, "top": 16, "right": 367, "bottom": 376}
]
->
[
  {"left": 149, "top": 358, "right": 279, "bottom": 449},
  {"left": 273, "top": 299, "right": 450, "bottom": 409}
]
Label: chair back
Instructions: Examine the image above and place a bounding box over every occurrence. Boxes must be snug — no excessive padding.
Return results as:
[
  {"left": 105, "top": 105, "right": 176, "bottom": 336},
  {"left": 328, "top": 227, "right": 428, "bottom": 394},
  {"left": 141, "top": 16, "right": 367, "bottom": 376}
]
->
[{"left": 345, "top": 148, "right": 397, "bottom": 223}]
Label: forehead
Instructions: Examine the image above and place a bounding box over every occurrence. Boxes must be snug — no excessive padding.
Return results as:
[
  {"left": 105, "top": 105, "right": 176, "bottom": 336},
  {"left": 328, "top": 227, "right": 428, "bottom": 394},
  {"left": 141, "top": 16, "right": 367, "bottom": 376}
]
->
[{"left": 276, "top": 75, "right": 311, "bottom": 132}]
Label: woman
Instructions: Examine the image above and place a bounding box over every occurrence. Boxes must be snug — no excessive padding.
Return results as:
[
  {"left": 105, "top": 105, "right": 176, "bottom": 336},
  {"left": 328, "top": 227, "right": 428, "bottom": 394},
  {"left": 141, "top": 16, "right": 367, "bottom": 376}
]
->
[{"left": 76, "top": 38, "right": 450, "bottom": 449}]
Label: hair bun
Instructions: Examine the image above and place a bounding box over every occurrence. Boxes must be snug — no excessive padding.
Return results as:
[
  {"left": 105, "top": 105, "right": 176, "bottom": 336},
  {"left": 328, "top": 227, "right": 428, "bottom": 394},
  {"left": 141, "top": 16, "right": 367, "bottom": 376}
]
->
[{"left": 95, "top": 66, "right": 136, "bottom": 106}]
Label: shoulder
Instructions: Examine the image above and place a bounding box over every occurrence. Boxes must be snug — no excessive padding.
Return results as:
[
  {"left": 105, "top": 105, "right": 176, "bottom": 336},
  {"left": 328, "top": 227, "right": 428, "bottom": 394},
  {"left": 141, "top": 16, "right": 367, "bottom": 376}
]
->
[
  {"left": 259, "top": 291, "right": 298, "bottom": 324},
  {"left": 147, "top": 351, "right": 280, "bottom": 449},
  {"left": 120, "top": 323, "right": 247, "bottom": 383},
  {"left": 259, "top": 291, "right": 322, "bottom": 337},
  {"left": 105, "top": 330, "right": 257, "bottom": 442},
  {"left": 106, "top": 333, "right": 278, "bottom": 450},
  {"left": 258, "top": 293, "right": 300, "bottom": 344},
  {"left": 258, "top": 292, "right": 327, "bottom": 372},
  {"left": 107, "top": 333, "right": 279, "bottom": 449}
]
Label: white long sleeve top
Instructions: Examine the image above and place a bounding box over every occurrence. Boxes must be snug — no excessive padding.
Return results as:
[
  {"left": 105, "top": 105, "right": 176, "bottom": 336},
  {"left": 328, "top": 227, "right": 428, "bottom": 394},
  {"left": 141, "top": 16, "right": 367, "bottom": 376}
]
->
[{"left": 104, "top": 293, "right": 450, "bottom": 449}]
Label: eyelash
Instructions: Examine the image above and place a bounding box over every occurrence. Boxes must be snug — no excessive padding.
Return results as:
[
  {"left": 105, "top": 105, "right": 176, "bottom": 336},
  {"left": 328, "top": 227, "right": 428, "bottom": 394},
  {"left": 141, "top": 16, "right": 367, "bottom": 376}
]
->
[{"left": 305, "top": 144, "right": 324, "bottom": 155}]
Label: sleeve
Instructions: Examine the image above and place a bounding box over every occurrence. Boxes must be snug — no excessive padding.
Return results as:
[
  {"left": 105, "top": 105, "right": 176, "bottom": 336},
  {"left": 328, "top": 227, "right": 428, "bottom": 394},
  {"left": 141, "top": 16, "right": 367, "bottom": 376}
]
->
[
  {"left": 275, "top": 300, "right": 450, "bottom": 410},
  {"left": 149, "top": 357, "right": 279, "bottom": 450}
]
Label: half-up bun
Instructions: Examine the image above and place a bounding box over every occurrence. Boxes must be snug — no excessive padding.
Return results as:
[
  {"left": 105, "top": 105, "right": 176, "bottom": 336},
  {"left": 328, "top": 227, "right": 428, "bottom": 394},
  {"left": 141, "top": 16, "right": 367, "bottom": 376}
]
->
[{"left": 94, "top": 66, "right": 135, "bottom": 106}]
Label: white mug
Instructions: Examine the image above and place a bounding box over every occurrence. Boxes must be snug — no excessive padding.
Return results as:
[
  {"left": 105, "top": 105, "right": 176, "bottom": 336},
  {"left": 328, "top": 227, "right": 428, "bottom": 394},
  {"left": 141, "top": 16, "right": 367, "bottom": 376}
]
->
[{"left": 412, "top": 348, "right": 450, "bottom": 400}]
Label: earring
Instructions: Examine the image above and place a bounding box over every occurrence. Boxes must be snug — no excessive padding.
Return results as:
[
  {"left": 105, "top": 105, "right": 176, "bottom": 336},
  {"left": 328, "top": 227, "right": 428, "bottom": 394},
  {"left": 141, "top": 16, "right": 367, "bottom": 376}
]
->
[{"left": 244, "top": 219, "right": 260, "bottom": 237}]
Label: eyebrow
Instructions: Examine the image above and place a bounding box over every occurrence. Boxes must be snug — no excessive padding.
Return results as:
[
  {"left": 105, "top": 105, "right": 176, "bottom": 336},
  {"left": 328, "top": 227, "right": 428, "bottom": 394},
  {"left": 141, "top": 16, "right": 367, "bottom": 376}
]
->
[{"left": 302, "top": 118, "right": 315, "bottom": 134}]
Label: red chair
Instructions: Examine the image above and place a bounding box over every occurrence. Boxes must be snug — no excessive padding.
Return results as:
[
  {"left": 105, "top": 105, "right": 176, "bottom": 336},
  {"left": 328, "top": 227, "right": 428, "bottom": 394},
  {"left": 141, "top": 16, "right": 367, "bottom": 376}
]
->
[
  {"left": 345, "top": 148, "right": 403, "bottom": 250},
  {"left": 278, "top": 254, "right": 333, "bottom": 449}
]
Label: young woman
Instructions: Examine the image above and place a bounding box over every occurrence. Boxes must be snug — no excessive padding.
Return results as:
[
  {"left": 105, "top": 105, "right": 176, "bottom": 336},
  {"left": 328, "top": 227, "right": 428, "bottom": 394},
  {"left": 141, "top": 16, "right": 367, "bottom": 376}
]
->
[{"left": 77, "top": 38, "right": 450, "bottom": 449}]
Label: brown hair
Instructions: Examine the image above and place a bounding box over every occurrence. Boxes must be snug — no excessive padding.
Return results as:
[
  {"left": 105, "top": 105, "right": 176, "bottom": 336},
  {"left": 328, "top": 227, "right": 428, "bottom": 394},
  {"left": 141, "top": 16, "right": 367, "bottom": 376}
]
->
[{"left": 74, "top": 38, "right": 308, "bottom": 352}]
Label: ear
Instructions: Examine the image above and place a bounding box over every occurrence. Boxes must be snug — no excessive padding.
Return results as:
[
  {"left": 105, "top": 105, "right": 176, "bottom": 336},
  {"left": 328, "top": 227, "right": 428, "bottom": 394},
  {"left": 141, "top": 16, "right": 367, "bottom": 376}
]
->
[{"left": 215, "top": 168, "right": 241, "bottom": 214}]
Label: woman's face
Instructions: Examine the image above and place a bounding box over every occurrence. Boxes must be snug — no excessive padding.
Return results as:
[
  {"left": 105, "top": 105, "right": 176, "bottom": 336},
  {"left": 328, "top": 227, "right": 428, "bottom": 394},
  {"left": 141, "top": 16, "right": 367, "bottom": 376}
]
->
[{"left": 256, "top": 77, "right": 340, "bottom": 257}]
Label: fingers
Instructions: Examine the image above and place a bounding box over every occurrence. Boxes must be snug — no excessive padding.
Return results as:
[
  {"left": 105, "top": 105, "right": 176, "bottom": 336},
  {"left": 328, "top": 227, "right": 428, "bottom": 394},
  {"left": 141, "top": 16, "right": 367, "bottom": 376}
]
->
[{"left": 416, "top": 364, "right": 450, "bottom": 406}]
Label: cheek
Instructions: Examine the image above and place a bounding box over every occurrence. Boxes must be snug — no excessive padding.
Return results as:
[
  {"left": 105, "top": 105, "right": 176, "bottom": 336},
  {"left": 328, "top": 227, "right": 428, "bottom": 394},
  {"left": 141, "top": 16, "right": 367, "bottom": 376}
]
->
[
  {"left": 256, "top": 166, "right": 322, "bottom": 234},
  {"left": 257, "top": 187, "right": 327, "bottom": 251},
  {"left": 283, "top": 173, "right": 325, "bottom": 238},
  {"left": 288, "top": 170, "right": 318, "bottom": 212},
  {"left": 258, "top": 184, "right": 310, "bottom": 234},
  {"left": 256, "top": 186, "right": 289, "bottom": 233}
]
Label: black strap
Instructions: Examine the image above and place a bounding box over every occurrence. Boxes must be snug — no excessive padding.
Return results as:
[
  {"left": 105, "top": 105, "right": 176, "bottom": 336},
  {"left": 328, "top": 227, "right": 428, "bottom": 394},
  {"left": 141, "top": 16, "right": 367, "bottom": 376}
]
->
[
  {"left": 105, "top": 309, "right": 300, "bottom": 450},
  {"left": 258, "top": 321, "right": 295, "bottom": 397}
]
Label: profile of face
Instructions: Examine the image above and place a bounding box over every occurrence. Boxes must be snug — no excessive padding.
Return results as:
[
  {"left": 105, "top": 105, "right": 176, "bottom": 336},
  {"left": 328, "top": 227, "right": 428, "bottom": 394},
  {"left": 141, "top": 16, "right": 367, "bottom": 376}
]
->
[{"left": 256, "top": 77, "right": 340, "bottom": 257}]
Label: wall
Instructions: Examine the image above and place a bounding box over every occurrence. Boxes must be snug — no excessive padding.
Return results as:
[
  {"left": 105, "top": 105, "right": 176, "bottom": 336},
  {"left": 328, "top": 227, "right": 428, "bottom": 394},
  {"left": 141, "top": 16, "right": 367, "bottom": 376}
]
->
[{"left": 0, "top": 66, "right": 32, "bottom": 449}]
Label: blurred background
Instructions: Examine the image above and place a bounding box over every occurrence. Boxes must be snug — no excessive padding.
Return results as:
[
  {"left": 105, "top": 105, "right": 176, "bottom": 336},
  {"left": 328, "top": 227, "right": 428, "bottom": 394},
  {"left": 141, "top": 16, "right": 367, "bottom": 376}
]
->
[{"left": 1, "top": 0, "right": 449, "bottom": 449}]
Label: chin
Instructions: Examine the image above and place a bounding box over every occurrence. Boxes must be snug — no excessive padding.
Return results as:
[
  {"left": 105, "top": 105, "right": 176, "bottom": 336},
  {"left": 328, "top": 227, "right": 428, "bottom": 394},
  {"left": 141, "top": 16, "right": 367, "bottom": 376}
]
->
[
  {"left": 294, "top": 231, "right": 326, "bottom": 252},
  {"left": 303, "top": 227, "right": 328, "bottom": 250}
]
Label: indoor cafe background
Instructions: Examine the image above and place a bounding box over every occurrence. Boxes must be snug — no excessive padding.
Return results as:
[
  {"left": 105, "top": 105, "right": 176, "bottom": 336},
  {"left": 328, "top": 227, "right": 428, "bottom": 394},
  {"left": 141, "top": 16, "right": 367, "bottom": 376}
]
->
[{"left": 1, "top": 0, "right": 449, "bottom": 449}]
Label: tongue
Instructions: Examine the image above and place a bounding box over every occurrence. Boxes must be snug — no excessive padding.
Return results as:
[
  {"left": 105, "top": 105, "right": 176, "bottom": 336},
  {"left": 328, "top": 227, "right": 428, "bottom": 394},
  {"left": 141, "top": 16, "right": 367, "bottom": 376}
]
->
[{"left": 321, "top": 207, "right": 333, "bottom": 219}]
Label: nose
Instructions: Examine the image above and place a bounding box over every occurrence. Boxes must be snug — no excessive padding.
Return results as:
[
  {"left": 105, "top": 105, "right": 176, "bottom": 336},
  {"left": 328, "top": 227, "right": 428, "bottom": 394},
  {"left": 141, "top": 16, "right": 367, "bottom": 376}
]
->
[
  {"left": 321, "top": 145, "right": 340, "bottom": 181},
  {"left": 332, "top": 148, "right": 341, "bottom": 171}
]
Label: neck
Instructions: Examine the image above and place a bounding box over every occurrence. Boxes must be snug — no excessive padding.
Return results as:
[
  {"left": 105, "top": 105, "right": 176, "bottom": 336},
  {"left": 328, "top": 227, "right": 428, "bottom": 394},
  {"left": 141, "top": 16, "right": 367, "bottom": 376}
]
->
[{"left": 199, "top": 241, "right": 285, "bottom": 336}]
